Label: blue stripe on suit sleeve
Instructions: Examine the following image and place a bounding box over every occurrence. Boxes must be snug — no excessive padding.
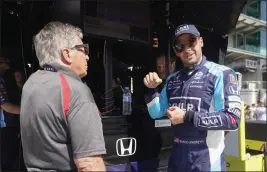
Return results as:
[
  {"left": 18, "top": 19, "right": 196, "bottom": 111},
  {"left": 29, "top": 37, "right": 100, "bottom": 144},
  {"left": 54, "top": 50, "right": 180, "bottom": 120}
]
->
[
  {"left": 147, "top": 86, "right": 169, "bottom": 119},
  {"left": 146, "top": 72, "right": 178, "bottom": 119}
]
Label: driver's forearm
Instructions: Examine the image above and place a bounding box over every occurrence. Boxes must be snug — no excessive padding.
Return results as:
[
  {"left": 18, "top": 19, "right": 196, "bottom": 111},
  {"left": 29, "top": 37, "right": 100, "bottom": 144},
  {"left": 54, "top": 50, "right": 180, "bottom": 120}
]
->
[{"left": 1, "top": 103, "right": 21, "bottom": 115}]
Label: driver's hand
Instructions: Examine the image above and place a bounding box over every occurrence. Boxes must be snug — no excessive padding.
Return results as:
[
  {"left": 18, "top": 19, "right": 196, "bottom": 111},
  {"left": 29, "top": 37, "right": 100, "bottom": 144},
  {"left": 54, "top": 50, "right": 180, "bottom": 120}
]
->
[
  {"left": 167, "top": 106, "right": 185, "bottom": 125},
  {"left": 143, "top": 72, "right": 162, "bottom": 88}
]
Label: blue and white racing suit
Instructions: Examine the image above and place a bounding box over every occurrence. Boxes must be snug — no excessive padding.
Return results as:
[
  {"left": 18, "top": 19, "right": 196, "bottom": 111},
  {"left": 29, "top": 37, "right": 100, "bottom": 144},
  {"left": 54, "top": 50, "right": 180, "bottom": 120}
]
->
[{"left": 146, "top": 56, "right": 241, "bottom": 172}]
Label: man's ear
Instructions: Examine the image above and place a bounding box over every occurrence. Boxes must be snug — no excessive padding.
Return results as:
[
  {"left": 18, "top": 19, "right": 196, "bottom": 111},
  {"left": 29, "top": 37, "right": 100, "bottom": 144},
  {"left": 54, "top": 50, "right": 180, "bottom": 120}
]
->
[
  {"left": 171, "top": 62, "right": 176, "bottom": 72},
  {"left": 61, "top": 49, "right": 73, "bottom": 64},
  {"left": 199, "top": 37, "right": 204, "bottom": 47}
]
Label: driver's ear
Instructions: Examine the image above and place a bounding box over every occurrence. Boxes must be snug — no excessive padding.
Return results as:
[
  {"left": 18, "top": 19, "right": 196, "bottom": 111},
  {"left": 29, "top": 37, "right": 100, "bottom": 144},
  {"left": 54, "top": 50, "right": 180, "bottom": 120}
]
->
[
  {"left": 199, "top": 37, "right": 204, "bottom": 47},
  {"left": 61, "top": 48, "right": 73, "bottom": 64}
]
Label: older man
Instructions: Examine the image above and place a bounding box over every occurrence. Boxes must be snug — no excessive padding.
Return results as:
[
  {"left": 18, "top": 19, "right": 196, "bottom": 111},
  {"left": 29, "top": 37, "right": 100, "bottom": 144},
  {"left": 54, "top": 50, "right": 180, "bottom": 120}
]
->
[
  {"left": 155, "top": 55, "right": 176, "bottom": 80},
  {"left": 20, "top": 22, "right": 106, "bottom": 171},
  {"left": 143, "top": 24, "right": 241, "bottom": 171}
]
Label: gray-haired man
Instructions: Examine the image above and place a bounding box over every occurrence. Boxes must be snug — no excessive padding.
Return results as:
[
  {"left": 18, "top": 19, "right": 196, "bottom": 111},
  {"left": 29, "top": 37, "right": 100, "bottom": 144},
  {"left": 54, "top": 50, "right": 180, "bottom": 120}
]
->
[{"left": 20, "top": 21, "right": 106, "bottom": 171}]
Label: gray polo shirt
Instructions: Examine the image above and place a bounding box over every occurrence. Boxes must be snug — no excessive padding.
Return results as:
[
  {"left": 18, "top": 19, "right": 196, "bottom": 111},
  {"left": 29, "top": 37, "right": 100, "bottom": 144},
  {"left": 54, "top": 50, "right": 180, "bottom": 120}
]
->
[{"left": 20, "top": 63, "right": 106, "bottom": 171}]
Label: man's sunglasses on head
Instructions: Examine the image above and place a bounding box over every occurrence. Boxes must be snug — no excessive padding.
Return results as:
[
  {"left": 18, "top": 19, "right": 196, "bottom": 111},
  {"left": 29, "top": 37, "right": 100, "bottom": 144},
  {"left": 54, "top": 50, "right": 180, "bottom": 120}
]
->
[{"left": 173, "top": 36, "right": 198, "bottom": 53}]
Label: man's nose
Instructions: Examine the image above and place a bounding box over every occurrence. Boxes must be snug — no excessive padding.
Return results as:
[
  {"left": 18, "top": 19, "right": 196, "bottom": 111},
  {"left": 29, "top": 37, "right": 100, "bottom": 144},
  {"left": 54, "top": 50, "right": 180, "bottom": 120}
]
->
[
  {"left": 184, "top": 45, "right": 193, "bottom": 53},
  {"left": 159, "top": 67, "right": 165, "bottom": 72},
  {"left": 86, "top": 55, "right": 89, "bottom": 61}
]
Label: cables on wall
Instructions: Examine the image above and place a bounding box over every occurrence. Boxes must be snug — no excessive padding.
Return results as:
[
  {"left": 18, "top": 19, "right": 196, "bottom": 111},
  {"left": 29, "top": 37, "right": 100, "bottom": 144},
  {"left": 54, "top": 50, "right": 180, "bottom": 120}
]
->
[{"left": 8, "top": 9, "right": 27, "bottom": 79}]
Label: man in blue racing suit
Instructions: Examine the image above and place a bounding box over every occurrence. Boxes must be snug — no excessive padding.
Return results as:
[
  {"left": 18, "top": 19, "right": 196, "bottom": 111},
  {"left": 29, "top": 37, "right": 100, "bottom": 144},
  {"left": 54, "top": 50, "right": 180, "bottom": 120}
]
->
[{"left": 143, "top": 24, "right": 241, "bottom": 172}]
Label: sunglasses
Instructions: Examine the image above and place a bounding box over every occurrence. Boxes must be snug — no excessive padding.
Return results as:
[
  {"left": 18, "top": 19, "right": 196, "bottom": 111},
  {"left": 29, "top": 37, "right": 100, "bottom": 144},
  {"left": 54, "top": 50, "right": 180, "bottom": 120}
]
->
[
  {"left": 173, "top": 36, "right": 198, "bottom": 53},
  {"left": 71, "top": 44, "right": 89, "bottom": 55}
]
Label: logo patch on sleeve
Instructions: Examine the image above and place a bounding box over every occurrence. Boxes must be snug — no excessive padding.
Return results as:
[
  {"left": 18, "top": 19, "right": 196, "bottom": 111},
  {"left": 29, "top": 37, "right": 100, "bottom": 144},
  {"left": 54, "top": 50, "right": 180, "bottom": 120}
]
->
[
  {"left": 229, "top": 74, "right": 236, "bottom": 84},
  {"left": 198, "top": 116, "right": 223, "bottom": 128}
]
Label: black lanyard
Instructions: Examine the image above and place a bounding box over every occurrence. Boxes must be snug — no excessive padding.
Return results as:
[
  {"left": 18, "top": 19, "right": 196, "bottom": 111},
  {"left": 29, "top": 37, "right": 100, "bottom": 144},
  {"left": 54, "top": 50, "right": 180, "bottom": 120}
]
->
[{"left": 43, "top": 65, "right": 57, "bottom": 72}]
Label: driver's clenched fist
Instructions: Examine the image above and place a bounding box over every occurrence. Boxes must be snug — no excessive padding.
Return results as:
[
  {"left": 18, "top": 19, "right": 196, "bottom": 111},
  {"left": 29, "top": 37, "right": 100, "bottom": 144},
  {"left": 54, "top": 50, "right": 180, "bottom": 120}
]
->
[{"left": 143, "top": 72, "right": 163, "bottom": 88}]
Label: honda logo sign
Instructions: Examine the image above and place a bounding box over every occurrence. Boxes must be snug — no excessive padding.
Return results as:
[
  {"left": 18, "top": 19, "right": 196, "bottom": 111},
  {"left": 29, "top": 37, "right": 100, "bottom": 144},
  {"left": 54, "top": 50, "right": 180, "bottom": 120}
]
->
[{"left": 116, "top": 138, "right": 137, "bottom": 157}]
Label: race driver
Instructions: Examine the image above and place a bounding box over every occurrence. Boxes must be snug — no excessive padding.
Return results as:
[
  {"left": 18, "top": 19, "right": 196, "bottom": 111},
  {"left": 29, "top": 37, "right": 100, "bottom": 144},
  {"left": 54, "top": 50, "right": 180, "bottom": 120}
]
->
[{"left": 143, "top": 24, "right": 241, "bottom": 172}]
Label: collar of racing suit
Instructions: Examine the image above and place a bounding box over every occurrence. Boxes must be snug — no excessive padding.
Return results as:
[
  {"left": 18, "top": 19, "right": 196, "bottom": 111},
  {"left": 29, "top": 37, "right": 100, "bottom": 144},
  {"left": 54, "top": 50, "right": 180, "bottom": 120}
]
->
[{"left": 181, "top": 55, "right": 207, "bottom": 75}]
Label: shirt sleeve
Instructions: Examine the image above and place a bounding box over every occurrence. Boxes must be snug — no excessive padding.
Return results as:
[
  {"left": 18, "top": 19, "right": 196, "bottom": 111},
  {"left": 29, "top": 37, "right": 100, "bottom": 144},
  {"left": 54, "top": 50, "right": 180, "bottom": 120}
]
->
[
  {"left": 145, "top": 85, "right": 169, "bottom": 119},
  {"left": 67, "top": 102, "right": 106, "bottom": 159},
  {"left": 190, "top": 69, "right": 241, "bottom": 130},
  {"left": 0, "top": 78, "right": 9, "bottom": 105}
]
